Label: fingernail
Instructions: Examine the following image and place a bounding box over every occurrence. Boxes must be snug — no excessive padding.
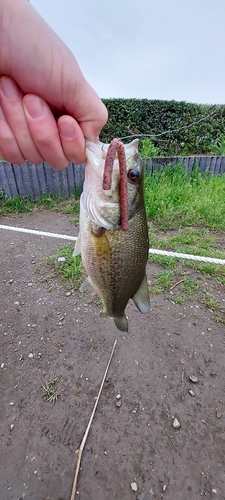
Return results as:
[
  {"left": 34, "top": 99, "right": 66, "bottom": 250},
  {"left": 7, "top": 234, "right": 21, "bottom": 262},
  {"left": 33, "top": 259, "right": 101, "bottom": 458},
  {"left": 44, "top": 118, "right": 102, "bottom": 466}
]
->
[
  {"left": 59, "top": 121, "right": 75, "bottom": 139},
  {"left": 23, "top": 95, "right": 44, "bottom": 119},
  {"left": 0, "top": 76, "right": 20, "bottom": 100}
]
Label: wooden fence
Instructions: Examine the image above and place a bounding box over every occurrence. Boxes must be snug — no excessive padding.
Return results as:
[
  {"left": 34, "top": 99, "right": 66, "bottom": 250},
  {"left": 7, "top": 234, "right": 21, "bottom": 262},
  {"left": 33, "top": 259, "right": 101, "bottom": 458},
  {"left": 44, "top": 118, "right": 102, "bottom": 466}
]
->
[{"left": 0, "top": 156, "right": 225, "bottom": 199}]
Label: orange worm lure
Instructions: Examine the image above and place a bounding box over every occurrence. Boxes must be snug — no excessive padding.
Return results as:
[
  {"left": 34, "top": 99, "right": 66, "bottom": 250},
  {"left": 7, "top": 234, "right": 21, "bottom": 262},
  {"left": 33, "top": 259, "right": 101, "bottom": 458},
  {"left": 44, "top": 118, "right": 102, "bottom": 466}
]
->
[{"left": 102, "top": 139, "right": 129, "bottom": 231}]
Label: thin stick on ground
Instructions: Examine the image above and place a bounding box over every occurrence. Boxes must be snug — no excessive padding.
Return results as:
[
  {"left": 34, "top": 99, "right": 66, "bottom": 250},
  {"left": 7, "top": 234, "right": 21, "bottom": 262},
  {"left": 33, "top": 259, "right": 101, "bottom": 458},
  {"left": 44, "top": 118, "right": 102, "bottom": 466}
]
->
[
  {"left": 70, "top": 339, "right": 118, "bottom": 500},
  {"left": 181, "top": 371, "right": 185, "bottom": 401},
  {"left": 170, "top": 279, "right": 184, "bottom": 291}
]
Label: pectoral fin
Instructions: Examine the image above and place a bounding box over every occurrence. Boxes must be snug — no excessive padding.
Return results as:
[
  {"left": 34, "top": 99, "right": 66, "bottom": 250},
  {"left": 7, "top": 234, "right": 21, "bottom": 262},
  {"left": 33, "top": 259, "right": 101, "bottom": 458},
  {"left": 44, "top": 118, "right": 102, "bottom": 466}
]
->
[
  {"left": 73, "top": 233, "right": 82, "bottom": 256},
  {"left": 132, "top": 274, "right": 150, "bottom": 314}
]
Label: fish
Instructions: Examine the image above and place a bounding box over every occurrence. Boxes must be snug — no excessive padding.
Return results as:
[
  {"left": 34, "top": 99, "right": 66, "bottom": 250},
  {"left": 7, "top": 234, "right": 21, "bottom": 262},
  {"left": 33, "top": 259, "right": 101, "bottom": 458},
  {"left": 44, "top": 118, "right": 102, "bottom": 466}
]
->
[{"left": 73, "top": 138, "right": 150, "bottom": 332}]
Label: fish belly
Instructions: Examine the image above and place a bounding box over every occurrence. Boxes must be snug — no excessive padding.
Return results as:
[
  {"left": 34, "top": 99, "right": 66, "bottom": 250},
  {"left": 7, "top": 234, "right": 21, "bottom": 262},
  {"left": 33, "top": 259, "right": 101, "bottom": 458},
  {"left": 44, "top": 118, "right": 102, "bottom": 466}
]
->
[{"left": 81, "top": 207, "right": 149, "bottom": 324}]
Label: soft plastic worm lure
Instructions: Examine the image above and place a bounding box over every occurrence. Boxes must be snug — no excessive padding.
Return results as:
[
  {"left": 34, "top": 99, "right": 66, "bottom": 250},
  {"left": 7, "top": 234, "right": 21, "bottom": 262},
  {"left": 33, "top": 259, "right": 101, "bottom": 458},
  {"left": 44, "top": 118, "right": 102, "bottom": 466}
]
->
[{"left": 102, "top": 138, "right": 129, "bottom": 231}]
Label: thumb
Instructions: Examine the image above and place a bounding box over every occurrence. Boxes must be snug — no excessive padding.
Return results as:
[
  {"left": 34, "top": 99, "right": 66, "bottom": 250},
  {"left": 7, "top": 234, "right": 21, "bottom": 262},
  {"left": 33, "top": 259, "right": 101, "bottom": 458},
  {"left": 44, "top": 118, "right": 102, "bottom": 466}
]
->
[{"left": 63, "top": 77, "right": 108, "bottom": 142}]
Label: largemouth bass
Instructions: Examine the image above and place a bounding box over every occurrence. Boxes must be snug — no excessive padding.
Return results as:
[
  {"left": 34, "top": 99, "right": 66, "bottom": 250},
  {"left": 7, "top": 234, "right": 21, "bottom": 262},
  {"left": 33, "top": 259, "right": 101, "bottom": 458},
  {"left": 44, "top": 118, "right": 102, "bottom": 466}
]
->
[{"left": 73, "top": 138, "right": 150, "bottom": 332}]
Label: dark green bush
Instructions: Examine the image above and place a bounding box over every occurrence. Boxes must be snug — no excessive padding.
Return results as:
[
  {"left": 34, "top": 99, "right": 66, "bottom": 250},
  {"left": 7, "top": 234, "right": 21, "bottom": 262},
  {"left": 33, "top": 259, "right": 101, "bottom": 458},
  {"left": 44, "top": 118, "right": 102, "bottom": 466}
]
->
[{"left": 100, "top": 98, "right": 225, "bottom": 156}]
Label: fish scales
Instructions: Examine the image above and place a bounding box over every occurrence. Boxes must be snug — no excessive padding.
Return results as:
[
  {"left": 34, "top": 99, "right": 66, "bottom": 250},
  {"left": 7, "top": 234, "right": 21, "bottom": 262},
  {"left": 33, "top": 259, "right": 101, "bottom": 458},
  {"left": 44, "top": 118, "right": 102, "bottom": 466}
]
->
[{"left": 74, "top": 139, "right": 150, "bottom": 332}]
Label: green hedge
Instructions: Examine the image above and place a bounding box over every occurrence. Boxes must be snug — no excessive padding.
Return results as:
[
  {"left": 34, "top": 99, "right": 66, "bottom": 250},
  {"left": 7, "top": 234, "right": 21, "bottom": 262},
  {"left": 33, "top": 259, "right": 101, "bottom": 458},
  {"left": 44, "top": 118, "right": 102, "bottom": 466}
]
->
[{"left": 100, "top": 98, "right": 225, "bottom": 156}]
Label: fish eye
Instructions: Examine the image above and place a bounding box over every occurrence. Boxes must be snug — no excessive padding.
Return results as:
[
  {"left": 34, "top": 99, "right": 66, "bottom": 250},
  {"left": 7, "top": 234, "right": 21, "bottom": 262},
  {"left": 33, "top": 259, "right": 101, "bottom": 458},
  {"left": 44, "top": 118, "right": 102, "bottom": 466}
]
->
[{"left": 127, "top": 169, "right": 140, "bottom": 182}]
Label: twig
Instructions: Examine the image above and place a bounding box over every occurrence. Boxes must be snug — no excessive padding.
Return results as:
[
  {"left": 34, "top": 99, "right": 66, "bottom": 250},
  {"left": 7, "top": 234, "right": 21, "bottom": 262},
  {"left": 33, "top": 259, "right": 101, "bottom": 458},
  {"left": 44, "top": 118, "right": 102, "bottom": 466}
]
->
[
  {"left": 70, "top": 339, "right": 117, "bottom": 500},
  {"left": 164, "top": 428, "right": 177, "bottom": 451},
  {"left": 170, "top": 279, "right": 184, "bottom": 291},
  {"left": 181, "top": 371, "right": 185, "bottom": 401}
]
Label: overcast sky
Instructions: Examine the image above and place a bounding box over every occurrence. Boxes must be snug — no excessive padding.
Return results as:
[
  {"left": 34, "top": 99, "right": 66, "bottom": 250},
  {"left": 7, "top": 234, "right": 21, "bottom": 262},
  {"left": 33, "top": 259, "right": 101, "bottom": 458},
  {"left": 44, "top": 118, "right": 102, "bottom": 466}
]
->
[{"left": 31, "top": 0, "right": 225, "bottom": 105}]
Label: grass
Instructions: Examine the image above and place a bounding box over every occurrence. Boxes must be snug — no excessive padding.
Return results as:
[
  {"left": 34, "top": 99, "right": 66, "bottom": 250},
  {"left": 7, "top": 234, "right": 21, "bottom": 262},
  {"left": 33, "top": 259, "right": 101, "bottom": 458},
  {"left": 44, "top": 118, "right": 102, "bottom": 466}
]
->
[
  {"left": 36, "top": 244, "right": 83, "bottom": 290},
  {"left": 144, "top": 163, "right": 225, "bottom": 230},
  {"left": 0, "top": 190, "right": 80, "bottom": 216},
  {"left": 42, "top": 376, "right": 59, "bottom": 403},
  {"left": 55, "top": 245, "right": 83, "bottom": 288}
]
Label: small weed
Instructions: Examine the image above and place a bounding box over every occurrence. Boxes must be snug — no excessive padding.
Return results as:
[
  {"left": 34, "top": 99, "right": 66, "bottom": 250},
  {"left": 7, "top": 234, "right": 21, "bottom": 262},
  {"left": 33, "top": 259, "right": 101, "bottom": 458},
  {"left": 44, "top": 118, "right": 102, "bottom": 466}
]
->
[
  {"left": 174, "top": 295, "right": 186, "bottom": 305},
  {"left": 139, "top": 138, "right": 160, "bottom": 158},
  {"left": 54, "top": 245, "right": 83, "bottom": 288},
  {"left": 42, "top": 376, "right": 59, "bottom": 403},
  {"left": 154, "top": 270, "right": 173, "bottom": 292},
  {"left": 217, "top": 277, "right": 225, "bottom": 285},
  {"left": 87, "top": 338, "right": 98, "bottom": 349},
  {"left": 210, "top": 134, "right": 225, "bottom": 156},
  {"left": 180, "top": 278, "right": 200, "bottom": 296},
  {"left": 57, "top": 341, "right": 65, "bottom": 348},
  {"left": 213, "top": 314, "right": 225, "bottom": 324},
  {"left": 202, "top": 296, "right": 220, "bottom": 312},
  {"left": 73, "top": 385, "right": 81, "bottom": 395}
]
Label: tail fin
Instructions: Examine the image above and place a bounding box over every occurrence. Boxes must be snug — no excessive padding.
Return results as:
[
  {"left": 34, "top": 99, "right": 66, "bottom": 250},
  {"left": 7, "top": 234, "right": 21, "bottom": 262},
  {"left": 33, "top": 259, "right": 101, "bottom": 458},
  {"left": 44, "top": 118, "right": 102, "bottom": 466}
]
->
[{"left": 114, "top": 315, "right": 129, "bottom": 332}]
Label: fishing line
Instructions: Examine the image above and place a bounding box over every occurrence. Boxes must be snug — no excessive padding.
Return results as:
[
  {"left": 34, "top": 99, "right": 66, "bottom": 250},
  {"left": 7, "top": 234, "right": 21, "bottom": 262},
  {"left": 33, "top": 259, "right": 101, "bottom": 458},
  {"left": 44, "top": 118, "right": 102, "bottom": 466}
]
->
[{"left": 120, "top": 108, "right": 221, "bottom": 141}]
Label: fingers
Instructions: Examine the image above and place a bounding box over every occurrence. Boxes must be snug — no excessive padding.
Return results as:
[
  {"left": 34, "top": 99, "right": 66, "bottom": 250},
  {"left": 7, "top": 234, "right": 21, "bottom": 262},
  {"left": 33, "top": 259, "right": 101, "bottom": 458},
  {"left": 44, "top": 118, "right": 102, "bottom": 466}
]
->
[
  {"left": 0, "top": 105, "right": 26, "bottom": 164},
  {"left": 58, "top": 115, "right": 86, "bottom": 164},
  {"left": 0, "top": 77, "right": 44, "bottom": 164},
  {"left": 23, "top": 94, "right": 76, "bottom": 169},
  {"left": 0, "top": 76, "right": 106, "bottom": 169},
  {"left": 0, "top": 76, "right": 86, "bottom": 169}
]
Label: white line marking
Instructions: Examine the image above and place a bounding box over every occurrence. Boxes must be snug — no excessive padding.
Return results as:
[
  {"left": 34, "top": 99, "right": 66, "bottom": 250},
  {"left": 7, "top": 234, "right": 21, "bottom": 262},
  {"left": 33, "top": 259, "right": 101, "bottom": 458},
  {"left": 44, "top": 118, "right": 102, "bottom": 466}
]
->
[
  {"left": 1, "top": 224, "right": 225, "bottom": 265},
  {"left": 0, "top": 224, "right": 77, "bottom": 241},
  {"left": 148, "top": 248, "right": 225, "bottom": 265}
]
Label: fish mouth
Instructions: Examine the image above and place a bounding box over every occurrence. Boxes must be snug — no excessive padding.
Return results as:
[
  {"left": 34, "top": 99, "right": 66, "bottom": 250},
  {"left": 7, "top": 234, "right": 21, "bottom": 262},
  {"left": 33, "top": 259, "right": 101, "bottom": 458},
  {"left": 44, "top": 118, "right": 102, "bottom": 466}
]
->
[{"left": 102, "top": 138, "right": 129, "bottom": 232}]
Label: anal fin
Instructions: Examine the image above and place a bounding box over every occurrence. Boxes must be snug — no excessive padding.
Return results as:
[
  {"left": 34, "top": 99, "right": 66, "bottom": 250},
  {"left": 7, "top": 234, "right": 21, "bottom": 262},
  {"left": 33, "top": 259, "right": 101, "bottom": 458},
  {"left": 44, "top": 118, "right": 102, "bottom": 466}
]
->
[
  {"left": 132, "top": 274, "right": 150, "bottom": 314},
  {"left": 80, "top": 276, "right": 93, "bottom": 292},
  {"left": 73, "top": 233, "right": 81, "bottom": 257}
]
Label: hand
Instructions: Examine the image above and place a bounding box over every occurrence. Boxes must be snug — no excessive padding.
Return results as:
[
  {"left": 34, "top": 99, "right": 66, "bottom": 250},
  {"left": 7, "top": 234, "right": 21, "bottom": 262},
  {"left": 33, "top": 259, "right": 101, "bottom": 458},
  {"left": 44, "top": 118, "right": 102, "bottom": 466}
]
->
[{"left": 0, "top": 0, "right": 108, "bottom": 169}]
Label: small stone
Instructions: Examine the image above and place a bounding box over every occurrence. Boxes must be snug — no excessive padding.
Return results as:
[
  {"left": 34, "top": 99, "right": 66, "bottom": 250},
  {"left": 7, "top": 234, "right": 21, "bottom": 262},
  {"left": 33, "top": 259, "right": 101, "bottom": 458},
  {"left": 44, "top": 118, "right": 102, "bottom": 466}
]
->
[
  {"left": 216, "top": 412, "right": 222, "bottom": 419},
  {"left": 173, "top": 418, "right": 181, "bottom": 429},
  {"left": 10, "top": 424, "right": 14, "bottom": 431},
  {"left": 116, "top": 394, "right": 121, "bottom": 400},
  {"left": 137, "top": 492, "right": 146, "bottom": 500},
  {"left": 28, "top": 282, "right": 33, "bottom": 287},
  {"left": 66, "top": 292, "right": 71, "bottom": 296},
  {"left": 189, "top": 389, "right": 195, "bottom": 397},
  {"left": 116, "top": 400, "right": 122, "bottom": 408},
  {"left": 189, "top": 375, "right": 198, "bottom": 383},
  {"left": 104, "top": 450, "right": 108, "bottom": 455},
  {"left": 212, "top": 488, "right": 217, "bottom": 494},
  {"left": 28, "top": 353, "right": 34, "bottom": 358},
  {"left": 131, "top": 482, "right": 138, "bottom": 492},
  {"left": 33, "top": 470, "right": 37, "bottom": 475},
  {"left": 163, "top": 484, "right": 167, "bottom": 491}
]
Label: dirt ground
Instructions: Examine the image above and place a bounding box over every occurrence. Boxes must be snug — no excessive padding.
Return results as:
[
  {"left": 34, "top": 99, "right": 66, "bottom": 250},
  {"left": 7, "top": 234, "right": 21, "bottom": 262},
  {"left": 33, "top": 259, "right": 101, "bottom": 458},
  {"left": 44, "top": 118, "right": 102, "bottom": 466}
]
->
[{"left": 0, "top": 209, "right": 225, "bottom": 500}]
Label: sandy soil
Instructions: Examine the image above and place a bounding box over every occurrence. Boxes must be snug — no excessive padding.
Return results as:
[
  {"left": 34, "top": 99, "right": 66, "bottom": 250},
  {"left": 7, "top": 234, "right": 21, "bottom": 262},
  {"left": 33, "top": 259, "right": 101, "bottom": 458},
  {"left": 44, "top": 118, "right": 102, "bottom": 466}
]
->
[{"left": 0, "top": 210, "right": 225, "bottom": 500}]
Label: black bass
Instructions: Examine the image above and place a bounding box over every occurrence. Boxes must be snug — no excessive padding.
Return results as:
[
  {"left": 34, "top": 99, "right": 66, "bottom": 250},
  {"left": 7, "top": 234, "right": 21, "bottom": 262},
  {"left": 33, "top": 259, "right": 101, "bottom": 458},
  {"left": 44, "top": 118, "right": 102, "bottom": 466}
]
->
[{"left": 73, "top": 138, "right": 150, "bottom": 332}]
